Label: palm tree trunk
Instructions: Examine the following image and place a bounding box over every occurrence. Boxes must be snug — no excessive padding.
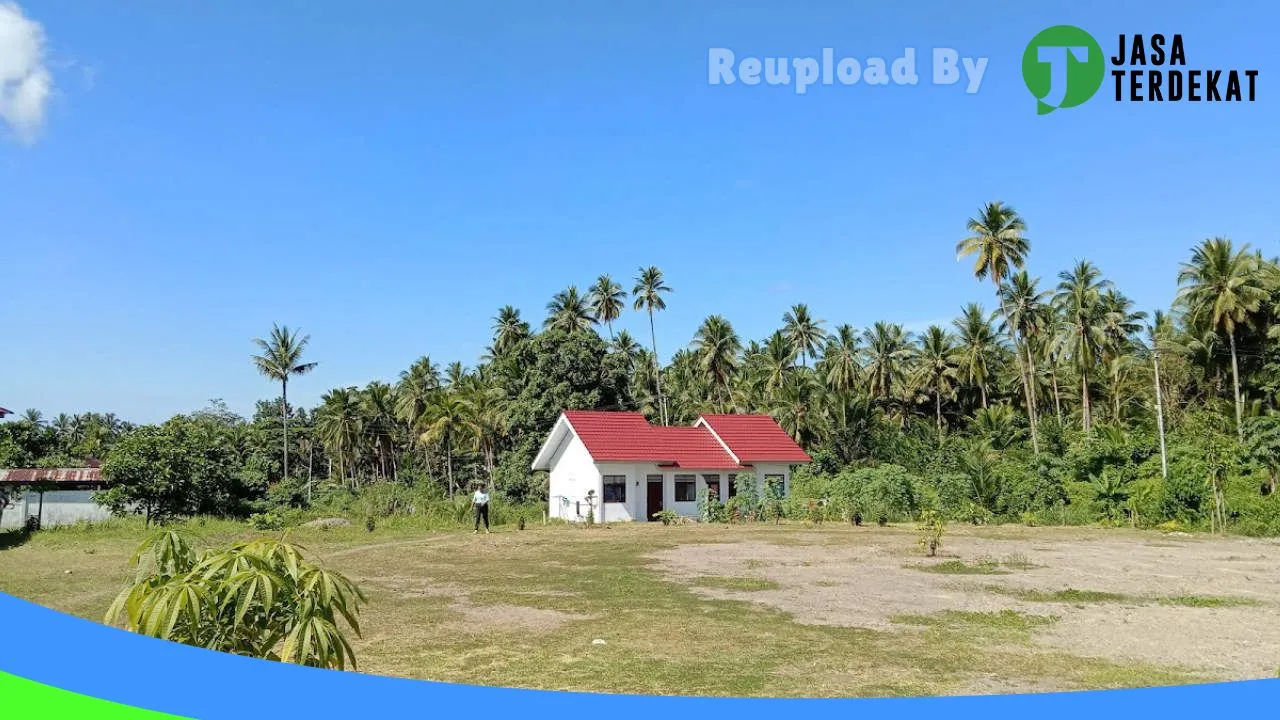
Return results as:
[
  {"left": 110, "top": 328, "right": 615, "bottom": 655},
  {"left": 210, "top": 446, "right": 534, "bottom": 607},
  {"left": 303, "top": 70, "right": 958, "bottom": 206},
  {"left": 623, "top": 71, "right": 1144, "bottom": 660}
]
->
[
  {"left": 997, "top": 288, "right": 1039, "bottom": 455},
  {"left": 307, "top": 443, "right": 314, "bottom": 503},
  {"left": 1025, "top": 344, "right": 1040, "bottom": 421},
  {"left": 1112, "top": 361, "right": 1122, "bottom": 421},
  {"left": 1152, "top": 347, "right": 1169, "bottom": 481},
  {"left": 1051, "top": 363, "right": 1063, "bottom": 424},
  {"left": 935, "top": 390, "right": 943, "bottom": 444},
  {"left": 648, "top": 309, "right": 667, "bottom": 425},
  {"left": 1081, "top": 372, "right": 1092, "bottom": 432},
  {"left": 979, "top": 382, "right": 988, "bottom": 409},
  {"left": 445, "top": 435, "right": 455, "bottom": 498},
  {"left": 281, "top": 379, "right": 289, "bottom": 480},
  {"left": 1229, "top": 330, "right": 1244, "bottom": 441}
]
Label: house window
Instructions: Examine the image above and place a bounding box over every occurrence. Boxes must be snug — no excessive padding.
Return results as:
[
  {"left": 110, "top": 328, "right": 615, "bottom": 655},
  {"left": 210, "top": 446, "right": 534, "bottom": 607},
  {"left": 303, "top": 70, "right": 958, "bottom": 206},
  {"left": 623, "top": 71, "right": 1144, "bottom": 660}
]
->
[
  {"left": 727, "top": 473, "right": 738, "bottom": 498},
  {"left": 702, "top": 474, "right": 721, "bottom": 501},
  {"left": 603, "top": 475, "right": 627, "bottom": 503},
  {"left": 675, "top": 474, "right": 696, "bottom": 502},
  {"left": 764, "top": 474, "right": 786, "bottom": 498}
]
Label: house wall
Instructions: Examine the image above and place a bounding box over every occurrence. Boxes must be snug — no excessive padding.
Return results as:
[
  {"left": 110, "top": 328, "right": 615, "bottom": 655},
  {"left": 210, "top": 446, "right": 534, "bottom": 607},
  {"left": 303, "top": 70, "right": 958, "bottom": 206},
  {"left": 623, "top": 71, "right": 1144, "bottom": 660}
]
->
[
  {"left": 0, "top": 489, "right": 113, "bottom": 529},
  {"left": 546, "top": 432, "right": 602, "bottom": 522},
  {"left": 550, "top": 462, "right": 797, "bottom": 523}
]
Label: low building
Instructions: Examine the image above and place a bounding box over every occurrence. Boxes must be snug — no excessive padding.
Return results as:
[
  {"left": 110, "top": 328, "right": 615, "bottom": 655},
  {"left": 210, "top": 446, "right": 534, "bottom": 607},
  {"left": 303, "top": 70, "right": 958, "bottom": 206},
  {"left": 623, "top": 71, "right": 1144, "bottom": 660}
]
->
[
  {"left": 0, "top": 467, "right": 112, "bottom": 530},
  {"left": 532, "top": 411, "right": 810, "bottom": 523}
]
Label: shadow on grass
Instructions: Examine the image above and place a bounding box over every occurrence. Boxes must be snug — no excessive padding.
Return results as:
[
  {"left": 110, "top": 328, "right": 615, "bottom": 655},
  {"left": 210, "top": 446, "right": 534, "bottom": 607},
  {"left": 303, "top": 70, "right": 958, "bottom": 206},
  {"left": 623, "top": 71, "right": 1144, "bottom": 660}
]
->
[{"left": 0, "top": 529, "right": 33, "bottom": 550}]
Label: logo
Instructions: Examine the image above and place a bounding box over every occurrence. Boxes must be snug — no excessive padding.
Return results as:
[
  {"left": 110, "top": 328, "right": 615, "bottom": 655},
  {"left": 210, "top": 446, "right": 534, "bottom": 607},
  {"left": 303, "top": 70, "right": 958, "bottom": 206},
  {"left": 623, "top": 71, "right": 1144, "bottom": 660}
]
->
[{"left": 1022, "top": 25, "right": 1105, "bottom": 114}]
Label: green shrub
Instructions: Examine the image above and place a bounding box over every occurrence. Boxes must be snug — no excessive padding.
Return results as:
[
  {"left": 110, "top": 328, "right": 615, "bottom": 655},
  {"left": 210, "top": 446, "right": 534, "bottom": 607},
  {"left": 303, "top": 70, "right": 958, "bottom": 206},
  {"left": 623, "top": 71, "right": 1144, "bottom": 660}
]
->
[
  {"left": 248, "top": 512, "right": 284, "bottom": 531},
  {"left": 917, "top": 509, "right": 945, "bottom": 557}
]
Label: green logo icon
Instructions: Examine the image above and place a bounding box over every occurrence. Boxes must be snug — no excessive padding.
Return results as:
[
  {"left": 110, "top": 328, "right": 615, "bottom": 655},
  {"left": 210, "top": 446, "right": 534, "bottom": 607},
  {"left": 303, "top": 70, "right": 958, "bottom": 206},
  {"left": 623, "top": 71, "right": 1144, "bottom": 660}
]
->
[{"left": 1022, "top": 25, "right": 1105, "bottom": 114}]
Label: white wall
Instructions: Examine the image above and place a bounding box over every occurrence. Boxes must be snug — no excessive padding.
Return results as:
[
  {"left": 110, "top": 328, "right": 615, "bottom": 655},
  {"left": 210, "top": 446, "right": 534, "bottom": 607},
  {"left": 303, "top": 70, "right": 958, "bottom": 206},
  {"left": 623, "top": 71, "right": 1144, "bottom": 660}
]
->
[
  {"left": 545, "top": 435, "right": 798, "bottom": 524},
  {"left": 547, "top": 432, "right": 602, "bottom": 522},
  {"left": 751, "top": 463, "right": 792, "bottom": 498},
  {"left": 0, "top": 490, "right": 113, "bottom": 529}
]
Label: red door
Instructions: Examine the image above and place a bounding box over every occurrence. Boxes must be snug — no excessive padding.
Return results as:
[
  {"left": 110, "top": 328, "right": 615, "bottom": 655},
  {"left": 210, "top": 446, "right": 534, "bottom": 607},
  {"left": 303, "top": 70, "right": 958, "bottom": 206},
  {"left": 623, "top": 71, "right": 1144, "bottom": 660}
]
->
[{"left": 646, "top": 480, "right": 664, "bottom": 521}]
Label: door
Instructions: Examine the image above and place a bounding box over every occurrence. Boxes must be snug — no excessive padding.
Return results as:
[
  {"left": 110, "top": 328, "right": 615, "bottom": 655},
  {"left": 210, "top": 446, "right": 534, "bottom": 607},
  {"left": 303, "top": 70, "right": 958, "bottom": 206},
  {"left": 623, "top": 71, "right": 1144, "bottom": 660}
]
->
[{"left": 646, "top": 480, "right": 664, "bottom": 521}]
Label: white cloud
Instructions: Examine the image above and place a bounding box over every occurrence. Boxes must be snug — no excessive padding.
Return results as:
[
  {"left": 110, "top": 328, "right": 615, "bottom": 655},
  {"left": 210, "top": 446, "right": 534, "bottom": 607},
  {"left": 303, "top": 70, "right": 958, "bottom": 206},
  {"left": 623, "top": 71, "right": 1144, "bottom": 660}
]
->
[{"left": 0, "top": 2, "right": 52, "bottom": 143}]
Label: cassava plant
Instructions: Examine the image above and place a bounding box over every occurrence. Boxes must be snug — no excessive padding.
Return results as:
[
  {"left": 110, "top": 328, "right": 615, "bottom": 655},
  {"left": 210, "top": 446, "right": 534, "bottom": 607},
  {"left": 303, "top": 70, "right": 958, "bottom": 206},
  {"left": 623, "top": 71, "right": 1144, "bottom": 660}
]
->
[
  {"left": 917, "top": 509, "right": 945, "bottom": 557},
  {"left": 106, "top": 529, "right": 366, "bottom": 670}
]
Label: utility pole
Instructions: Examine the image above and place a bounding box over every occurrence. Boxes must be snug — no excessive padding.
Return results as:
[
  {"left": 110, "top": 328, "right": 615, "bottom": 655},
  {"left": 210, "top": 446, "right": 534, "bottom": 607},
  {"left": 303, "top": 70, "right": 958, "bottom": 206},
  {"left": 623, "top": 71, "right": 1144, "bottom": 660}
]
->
[{"left": 1152, "top": 343, "right": 1169, "bottom": 481}]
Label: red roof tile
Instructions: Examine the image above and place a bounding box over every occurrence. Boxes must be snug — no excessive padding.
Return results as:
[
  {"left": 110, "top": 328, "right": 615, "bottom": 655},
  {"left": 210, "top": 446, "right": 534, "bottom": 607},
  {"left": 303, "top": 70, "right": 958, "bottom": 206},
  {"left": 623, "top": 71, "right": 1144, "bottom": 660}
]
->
[
  {"left": 698, "top": 414, "right": 812, "bottom": 463},
  {"left": 559, "top": 410, "right": 807, "bottom": 469}
]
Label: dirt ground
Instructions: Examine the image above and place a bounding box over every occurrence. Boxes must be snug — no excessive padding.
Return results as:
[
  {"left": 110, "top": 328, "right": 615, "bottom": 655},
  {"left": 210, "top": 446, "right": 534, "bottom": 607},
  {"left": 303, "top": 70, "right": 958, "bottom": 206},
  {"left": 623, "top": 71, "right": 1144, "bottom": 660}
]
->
[{"left": 650, "top": 526, "right": 1280, "bottom": 679}]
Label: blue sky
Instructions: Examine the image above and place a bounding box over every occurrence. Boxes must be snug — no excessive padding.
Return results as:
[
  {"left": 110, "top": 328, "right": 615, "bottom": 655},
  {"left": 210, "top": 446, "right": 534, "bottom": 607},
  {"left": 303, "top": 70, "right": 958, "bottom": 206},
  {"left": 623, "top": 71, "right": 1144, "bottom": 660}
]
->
[{"left": 2, "top": 0, "right": 1275, "bottom": 424}]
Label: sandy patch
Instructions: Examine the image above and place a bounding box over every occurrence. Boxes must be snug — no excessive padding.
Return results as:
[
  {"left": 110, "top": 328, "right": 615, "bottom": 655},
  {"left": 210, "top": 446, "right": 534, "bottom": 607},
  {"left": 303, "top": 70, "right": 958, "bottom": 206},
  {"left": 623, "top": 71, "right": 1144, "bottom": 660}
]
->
[
  {"left": 648, "top": 528, "right": 1280, "bottom": 679},
  {"left": 365, "top": 576, "right": 590, "bottom": 633}
]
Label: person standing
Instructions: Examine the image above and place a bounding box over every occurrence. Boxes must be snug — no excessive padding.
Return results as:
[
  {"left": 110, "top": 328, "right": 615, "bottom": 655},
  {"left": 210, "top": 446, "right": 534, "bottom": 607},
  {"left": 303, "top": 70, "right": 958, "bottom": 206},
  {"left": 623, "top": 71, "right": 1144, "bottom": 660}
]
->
[{"left": 472, "top": 484, "right": 490, "bottom": 534}]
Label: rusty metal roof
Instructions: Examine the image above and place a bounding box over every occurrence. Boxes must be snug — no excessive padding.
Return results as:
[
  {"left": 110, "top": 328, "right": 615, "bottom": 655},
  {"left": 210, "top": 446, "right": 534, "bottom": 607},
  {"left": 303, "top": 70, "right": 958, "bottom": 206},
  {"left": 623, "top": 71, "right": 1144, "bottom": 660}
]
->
[
  {"left": 0, "top": 407, "right": 12, "bottom": 417},
  {"left": 0, "top": 468, "right": 104, "bottom": 485}
]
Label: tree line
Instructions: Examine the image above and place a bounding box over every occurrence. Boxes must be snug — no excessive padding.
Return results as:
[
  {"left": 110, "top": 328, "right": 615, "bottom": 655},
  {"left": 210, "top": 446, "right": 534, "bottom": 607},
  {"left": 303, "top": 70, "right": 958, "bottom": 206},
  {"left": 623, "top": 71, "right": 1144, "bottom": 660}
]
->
[{"left": 4, "top": 201, "right": 1279, "bottom": 532}]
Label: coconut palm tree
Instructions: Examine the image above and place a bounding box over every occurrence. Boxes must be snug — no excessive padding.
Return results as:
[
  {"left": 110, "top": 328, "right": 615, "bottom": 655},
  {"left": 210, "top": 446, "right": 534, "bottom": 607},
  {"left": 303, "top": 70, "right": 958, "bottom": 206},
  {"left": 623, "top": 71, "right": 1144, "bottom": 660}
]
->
[
  {"left": 1002, "top": 271, "right": 1049, "bottom": 420},
  {"left": 458, "top": 376, "right": 507, "bottom": 476},
  {"left": 1053, "top": 261, "right": 1110, "bottom": 432},
  {"left": 589, "top": 275, "right": 626, "bottom": 339},
  {"left": 420, "top": 391, "right": 473, "bottom": 497},
  {"left": 360, "top": 381, "right": 398, "bottom": 481},
  {"left": 1098, "top": 289, "right": 1147, "bottom": 421},
  {"left": 957, "top": 201, "right": 1038, "bottom": 453},
  {"left": 610, "top": 330, "right": 643, "bottom": 370},
  {"left": 913, "top": 325, "right": 961, "bottom": 441},
  {"left": 692, "top": 315, "right": 741, "bottom": 412},
  {"left": 761, "top": 330, "right": 796, "bottom": 392},
  {"left": 953, "top": 303, "right": 1001, "bottom": 409},
  {"left": 821, "top": 324, "right": 861, "bottom": 395},
  {"left": 862, "top": 322, "right": 913, "bottom": 404},
  {"left": 545, "top": 286, "right": 596, "bottom": 333},
  {"left": 782, "top": 303, "right": 827, "bottom": 367},
  {"left": 632, "top": 266, "right": 672, "bottom": 424},
  {"left": 491, "top": 306, "right": 530, "bottom": 355},
  {"left": 251, "top": 324, "right": 318, "bottom": 481},
  {"left": 771, "top": 372, "right": 827, "bottom": 448},
  {"left": 316, "top": 387, "right": 361, "bottom": 485},
  {"left": 1177, "top": 237, "right": 1270, "bottom": 440}
]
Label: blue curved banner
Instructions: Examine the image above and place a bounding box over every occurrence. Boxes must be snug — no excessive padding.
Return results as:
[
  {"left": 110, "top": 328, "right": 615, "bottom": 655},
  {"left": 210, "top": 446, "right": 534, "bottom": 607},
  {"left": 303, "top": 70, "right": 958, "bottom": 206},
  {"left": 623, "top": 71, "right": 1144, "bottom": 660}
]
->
[{"left": 0, "top": 592, "right": 1275, "bottom": 717}]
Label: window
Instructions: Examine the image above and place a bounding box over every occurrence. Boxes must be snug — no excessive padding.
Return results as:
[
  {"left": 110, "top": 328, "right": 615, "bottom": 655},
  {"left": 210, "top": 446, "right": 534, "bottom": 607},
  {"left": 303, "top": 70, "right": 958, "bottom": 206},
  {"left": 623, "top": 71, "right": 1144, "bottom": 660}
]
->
[
  {"left": 727, "top": 473, "right": 738, "bottom": 498},
  {"left": 764, "top": 474, "right": 786, "bottom": 498},
  {"left": 702, "top": 474, "right": 721, "bottom": 501},
  {"left": 603, "top": 475, "right": 627, "bottom": 503},
  {"left": 675, "top": 474, "right": 696, "bottom": 502}
]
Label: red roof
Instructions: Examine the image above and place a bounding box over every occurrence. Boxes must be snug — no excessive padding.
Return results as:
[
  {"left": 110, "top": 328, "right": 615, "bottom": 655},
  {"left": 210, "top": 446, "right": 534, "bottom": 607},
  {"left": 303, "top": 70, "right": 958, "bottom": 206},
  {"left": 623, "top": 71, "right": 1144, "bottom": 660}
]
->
[
  {"left": 698, "top": 414, "right": 813, "bottom": 463},
  {"left": 0, "top": 468, "right": 104, "bottom": 485},
  {"left": 0, "top": 407, "right": 11, "bottom": 417},
  {"left": 558, "top": 410, "right": 808, "bottom": 469}
]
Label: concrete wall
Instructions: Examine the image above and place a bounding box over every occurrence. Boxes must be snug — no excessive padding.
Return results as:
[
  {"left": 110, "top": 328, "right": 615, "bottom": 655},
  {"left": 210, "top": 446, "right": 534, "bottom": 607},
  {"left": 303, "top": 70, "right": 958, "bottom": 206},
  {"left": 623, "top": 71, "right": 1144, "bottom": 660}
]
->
[
  {"left": 549, "top": 461, "right": 796, "bottom": 523},
  {"left": 547, "top": 432, "right": 602, "bottom": 522},
  {"left": 1, "top": 489, "right": 113, "bottom": 529}
]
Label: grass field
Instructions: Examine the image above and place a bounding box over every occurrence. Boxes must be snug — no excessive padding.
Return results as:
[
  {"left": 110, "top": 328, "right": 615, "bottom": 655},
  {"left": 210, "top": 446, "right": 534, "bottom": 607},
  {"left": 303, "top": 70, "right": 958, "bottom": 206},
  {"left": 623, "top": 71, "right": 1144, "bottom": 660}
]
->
[{"left": 2, "top": 519, "right": 1278, "bottom": 697}]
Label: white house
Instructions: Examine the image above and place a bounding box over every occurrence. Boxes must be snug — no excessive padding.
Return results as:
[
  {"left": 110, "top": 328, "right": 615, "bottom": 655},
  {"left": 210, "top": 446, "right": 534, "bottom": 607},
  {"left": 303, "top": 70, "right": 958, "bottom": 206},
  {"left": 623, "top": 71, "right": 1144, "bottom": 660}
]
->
[
  {"left": 0, "top": 467, "right": 112, "bottom": 530},
  {"left": 532, "top": 411, "right": 811, "bottom": 523}
]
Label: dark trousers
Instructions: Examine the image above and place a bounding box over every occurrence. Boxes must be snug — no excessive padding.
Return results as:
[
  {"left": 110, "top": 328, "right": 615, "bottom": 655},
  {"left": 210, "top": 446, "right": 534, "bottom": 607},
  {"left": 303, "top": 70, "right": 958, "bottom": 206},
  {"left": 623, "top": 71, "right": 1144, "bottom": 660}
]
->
[{"left": 474, "top": 503, "right": 489, "bottom": 530}]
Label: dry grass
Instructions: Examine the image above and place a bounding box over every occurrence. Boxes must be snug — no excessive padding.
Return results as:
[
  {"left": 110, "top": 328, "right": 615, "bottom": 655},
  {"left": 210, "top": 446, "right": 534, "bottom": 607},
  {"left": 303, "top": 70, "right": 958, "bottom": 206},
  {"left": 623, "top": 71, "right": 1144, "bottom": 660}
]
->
[{"left": 0, "top": 520, "right": 1247, "bottom": 696}]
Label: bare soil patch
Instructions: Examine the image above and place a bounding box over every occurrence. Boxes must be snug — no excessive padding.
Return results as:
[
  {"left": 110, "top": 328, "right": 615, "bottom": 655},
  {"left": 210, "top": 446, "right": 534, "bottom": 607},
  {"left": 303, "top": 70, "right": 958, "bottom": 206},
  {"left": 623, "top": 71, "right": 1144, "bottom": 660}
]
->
[
  {"left": 365, "top": 576, "right": 590, "bottom": 633},
  {"left": 649, "top": 526, "right": 1280, "bottom": 679}
]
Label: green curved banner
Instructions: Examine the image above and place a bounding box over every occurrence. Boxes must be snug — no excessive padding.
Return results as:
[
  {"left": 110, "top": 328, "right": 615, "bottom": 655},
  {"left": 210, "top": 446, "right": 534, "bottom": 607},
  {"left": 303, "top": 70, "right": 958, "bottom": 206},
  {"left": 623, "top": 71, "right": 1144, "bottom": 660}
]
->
[{"left": 0, "top": 671, "right": 189, "bottom": 719}]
